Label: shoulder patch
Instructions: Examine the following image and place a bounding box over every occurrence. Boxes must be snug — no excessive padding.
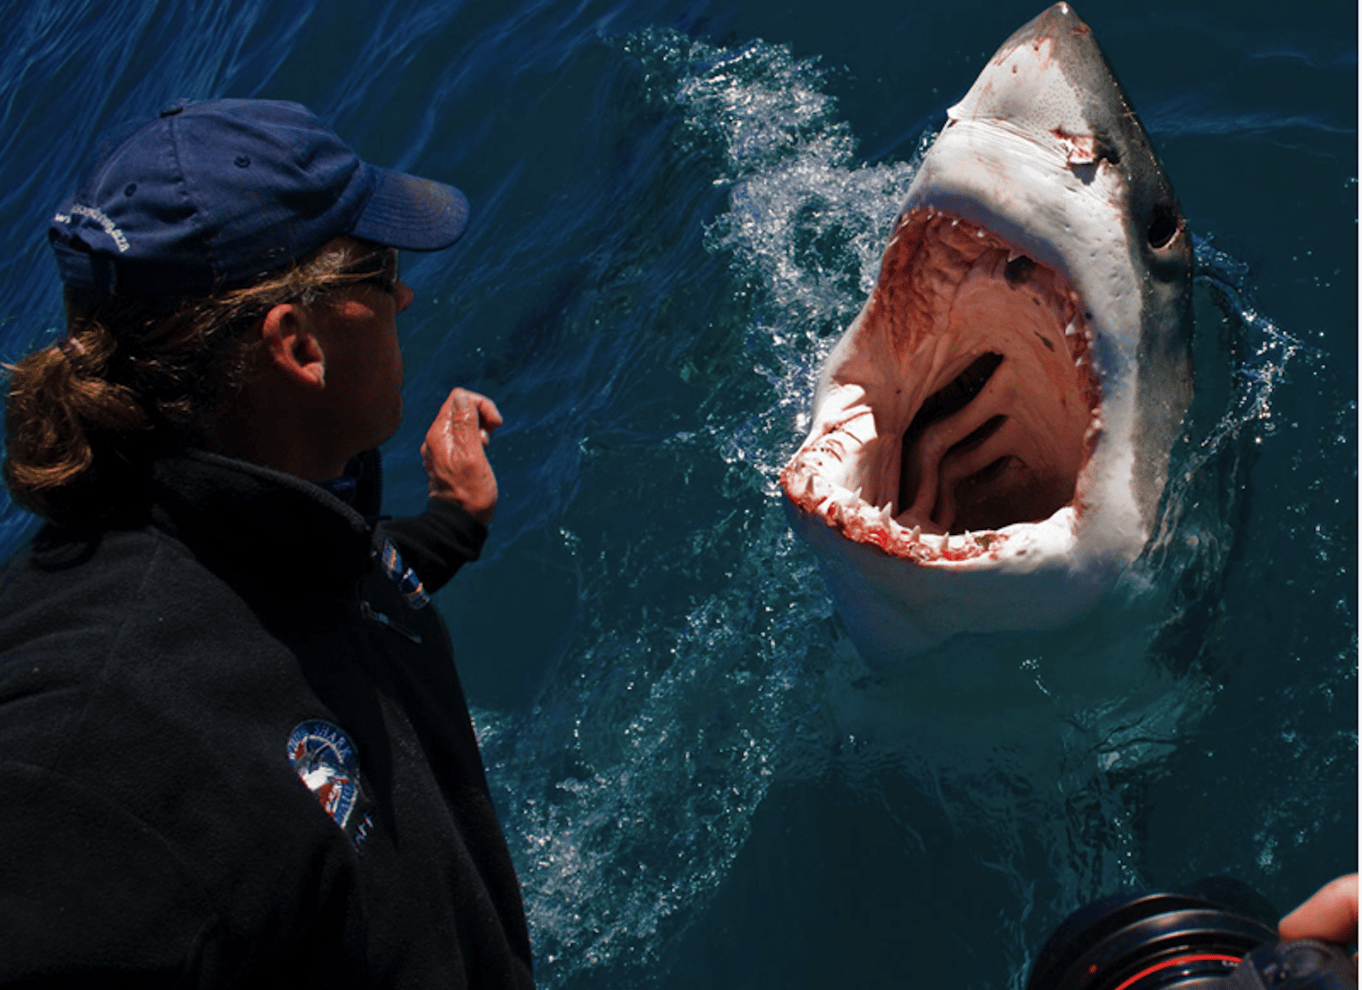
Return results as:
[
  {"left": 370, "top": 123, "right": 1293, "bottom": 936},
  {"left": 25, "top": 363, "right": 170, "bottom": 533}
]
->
[{"left": 287, "top": 720, "right": 373, "bottom": 846}]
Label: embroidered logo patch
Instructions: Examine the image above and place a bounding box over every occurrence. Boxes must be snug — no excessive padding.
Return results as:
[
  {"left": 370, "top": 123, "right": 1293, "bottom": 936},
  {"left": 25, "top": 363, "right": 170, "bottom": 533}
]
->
[{"left": 287, "top": 720, "right": 372, "bottom": 845}]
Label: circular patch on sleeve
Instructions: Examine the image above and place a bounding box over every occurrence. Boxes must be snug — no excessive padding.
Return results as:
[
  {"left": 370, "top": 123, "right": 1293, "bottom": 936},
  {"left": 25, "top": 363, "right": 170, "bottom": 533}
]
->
[{"left": 287, "top": 720, "right": 372, "bottom": 842}]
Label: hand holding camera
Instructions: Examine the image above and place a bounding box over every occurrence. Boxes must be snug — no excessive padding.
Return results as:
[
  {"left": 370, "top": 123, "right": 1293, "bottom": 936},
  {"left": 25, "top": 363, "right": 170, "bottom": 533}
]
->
[{"left": 1027, "top": 875, "right": 1357, "bottom": 989}]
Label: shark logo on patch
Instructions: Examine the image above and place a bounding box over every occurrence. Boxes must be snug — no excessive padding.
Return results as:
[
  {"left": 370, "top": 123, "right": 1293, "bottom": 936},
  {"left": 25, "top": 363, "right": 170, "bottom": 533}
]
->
[{"left": 287, "top": 720, "right": 373, "bottom": 846}]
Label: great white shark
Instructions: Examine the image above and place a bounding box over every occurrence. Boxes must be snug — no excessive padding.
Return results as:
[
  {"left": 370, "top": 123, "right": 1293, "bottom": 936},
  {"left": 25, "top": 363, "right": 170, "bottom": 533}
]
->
[{"left": 780, "top": 3, "right": 1193, "bottom": 663}]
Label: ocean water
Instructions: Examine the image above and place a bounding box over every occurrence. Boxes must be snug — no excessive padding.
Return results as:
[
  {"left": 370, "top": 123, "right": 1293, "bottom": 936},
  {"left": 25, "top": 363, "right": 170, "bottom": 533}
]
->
[{"left": 0, "top": 1, "right": 1354, "bottom": 987}]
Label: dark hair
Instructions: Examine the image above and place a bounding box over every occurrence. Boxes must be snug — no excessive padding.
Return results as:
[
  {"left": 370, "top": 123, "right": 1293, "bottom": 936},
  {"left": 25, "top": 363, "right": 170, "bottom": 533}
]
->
[{"left": 4, "top": 241, "right": 373, "bottom": 522}]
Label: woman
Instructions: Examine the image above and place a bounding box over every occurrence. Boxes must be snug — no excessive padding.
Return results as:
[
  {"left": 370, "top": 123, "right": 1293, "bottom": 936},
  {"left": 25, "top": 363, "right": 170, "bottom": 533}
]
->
[{"left": 0, "top": 98, "right": 533, "bottom": 988}]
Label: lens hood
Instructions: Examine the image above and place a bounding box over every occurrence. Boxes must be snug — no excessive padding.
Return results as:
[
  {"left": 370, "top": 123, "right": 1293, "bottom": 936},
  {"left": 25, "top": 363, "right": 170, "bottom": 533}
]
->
[{"left": 1027, "top": 889, "right": 1277, "bottom": 990}]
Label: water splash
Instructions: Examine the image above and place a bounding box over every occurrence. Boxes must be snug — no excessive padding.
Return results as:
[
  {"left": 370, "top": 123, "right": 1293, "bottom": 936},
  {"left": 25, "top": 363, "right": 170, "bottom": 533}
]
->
[
  {"left": 477, "top": 510, "right": 833, "bottom": 984},
  {"left": 469, "top": 29, "right": 886, "bottom": 987},
  {"left": 1132, "top": 235, "right": 1307, "bottom": 672},
  {"left": 627, "top": 28, "right": 924, "bottom": 481}
]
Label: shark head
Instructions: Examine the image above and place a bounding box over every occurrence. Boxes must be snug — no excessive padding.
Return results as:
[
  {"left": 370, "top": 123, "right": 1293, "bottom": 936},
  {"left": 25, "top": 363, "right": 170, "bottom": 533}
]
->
[{"left": 779, "top": 4, "right": 1193, "bottom": 662}]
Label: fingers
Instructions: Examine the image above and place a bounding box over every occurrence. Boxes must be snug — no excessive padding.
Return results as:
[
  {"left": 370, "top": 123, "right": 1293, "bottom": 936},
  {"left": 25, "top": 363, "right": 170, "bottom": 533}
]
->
[
  {"left": 1279, "top": 874, "right": 1359, "bottom": 944},
  {"left": 440, "top": 388, "right": 501, "bottom": 438},
  {"left": 422, "top": 387, "right": 501, "bottom": 525},
  {"left": 468, "top": 390, "right": 503, "bottom": 433}
]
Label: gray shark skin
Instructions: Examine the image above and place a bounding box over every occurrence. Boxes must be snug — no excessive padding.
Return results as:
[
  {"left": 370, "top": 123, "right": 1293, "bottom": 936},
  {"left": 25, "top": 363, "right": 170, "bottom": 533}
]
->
[{"left": 780, "top": 3, "right": 1193, "bottom": 663}]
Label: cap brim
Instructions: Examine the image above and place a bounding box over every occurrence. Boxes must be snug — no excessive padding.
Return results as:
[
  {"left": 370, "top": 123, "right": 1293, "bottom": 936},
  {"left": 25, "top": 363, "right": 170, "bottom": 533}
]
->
[{"left": 350, "top": 166, "right": 469, "bottom": 251}]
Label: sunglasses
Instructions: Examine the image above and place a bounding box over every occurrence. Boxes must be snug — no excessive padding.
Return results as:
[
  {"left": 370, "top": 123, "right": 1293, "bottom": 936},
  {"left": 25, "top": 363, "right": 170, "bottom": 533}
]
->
[{"left": 336, "top": 246, "right": 400, "bottom": 294}]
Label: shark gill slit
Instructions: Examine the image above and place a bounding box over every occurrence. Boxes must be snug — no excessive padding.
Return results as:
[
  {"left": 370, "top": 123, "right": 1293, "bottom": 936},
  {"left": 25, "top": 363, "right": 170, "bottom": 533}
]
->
[{"left": 898, "top": 352, "right": 1005, "bottom": 523}]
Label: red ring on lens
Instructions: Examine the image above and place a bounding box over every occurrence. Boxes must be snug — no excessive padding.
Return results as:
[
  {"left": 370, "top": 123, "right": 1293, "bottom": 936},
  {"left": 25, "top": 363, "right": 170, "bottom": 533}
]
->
[{"left": 1111, "top": 953, "right": 1242, "bottom": 990}]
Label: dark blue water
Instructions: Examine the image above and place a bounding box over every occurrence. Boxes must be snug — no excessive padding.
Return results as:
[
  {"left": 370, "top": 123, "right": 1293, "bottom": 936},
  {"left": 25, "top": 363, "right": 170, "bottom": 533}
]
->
[{"left": 0, "top": 2, "right": 1354, "bottom": 987}]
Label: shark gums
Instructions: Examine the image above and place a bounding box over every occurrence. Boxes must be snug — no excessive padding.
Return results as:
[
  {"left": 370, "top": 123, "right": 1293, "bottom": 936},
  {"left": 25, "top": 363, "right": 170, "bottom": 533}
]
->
[{"left": 779, "top": 3, "right": 1193, "bottom": 663}]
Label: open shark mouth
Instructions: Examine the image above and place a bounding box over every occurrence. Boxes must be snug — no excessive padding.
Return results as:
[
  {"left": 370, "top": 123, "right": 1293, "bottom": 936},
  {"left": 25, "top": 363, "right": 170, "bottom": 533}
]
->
[{"left": 780, "top": 207, "right": 1103, "bottom": 563}]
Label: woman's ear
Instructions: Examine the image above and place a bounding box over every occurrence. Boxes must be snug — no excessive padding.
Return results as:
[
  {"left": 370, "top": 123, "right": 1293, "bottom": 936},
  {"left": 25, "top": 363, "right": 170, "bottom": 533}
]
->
[{"left": 260, "top": 302, "right": 327, "bottom": 390}]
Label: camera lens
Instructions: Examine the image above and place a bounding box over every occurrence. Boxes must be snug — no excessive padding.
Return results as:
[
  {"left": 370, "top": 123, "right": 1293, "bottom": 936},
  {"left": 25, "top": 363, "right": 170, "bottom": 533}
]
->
[{"left": 1026, "top": 888, "right": 1277, "bottom": 990}]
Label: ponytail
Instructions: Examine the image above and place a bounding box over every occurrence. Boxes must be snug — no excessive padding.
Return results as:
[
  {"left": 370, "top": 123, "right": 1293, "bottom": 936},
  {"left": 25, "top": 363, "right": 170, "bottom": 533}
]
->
[{"left": 4, "top": 320, "right": 148, "bottom": 519}]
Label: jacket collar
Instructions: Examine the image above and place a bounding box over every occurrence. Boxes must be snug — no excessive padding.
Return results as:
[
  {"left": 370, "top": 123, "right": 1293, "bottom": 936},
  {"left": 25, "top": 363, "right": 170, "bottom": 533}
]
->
[{"left": 146, "top": 450, "right": 379, "bottom": 589}]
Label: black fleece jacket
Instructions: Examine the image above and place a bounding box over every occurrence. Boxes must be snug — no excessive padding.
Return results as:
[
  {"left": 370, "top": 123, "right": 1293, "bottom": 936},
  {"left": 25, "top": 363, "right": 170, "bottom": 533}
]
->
[{"left": 0, "top": 450, "right": 534, "bottom": 989}]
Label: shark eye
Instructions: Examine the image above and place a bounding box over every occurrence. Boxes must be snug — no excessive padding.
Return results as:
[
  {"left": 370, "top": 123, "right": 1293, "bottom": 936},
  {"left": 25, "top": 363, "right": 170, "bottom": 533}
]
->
[{"left": 1147, "top": 202, "right": 1179, "bottom": 249}]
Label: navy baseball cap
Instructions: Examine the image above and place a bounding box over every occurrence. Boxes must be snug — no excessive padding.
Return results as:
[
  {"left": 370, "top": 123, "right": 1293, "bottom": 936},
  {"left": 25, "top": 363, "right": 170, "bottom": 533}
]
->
[{"left": 49, "top": 98, "right": 470, "bottom": 297}]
